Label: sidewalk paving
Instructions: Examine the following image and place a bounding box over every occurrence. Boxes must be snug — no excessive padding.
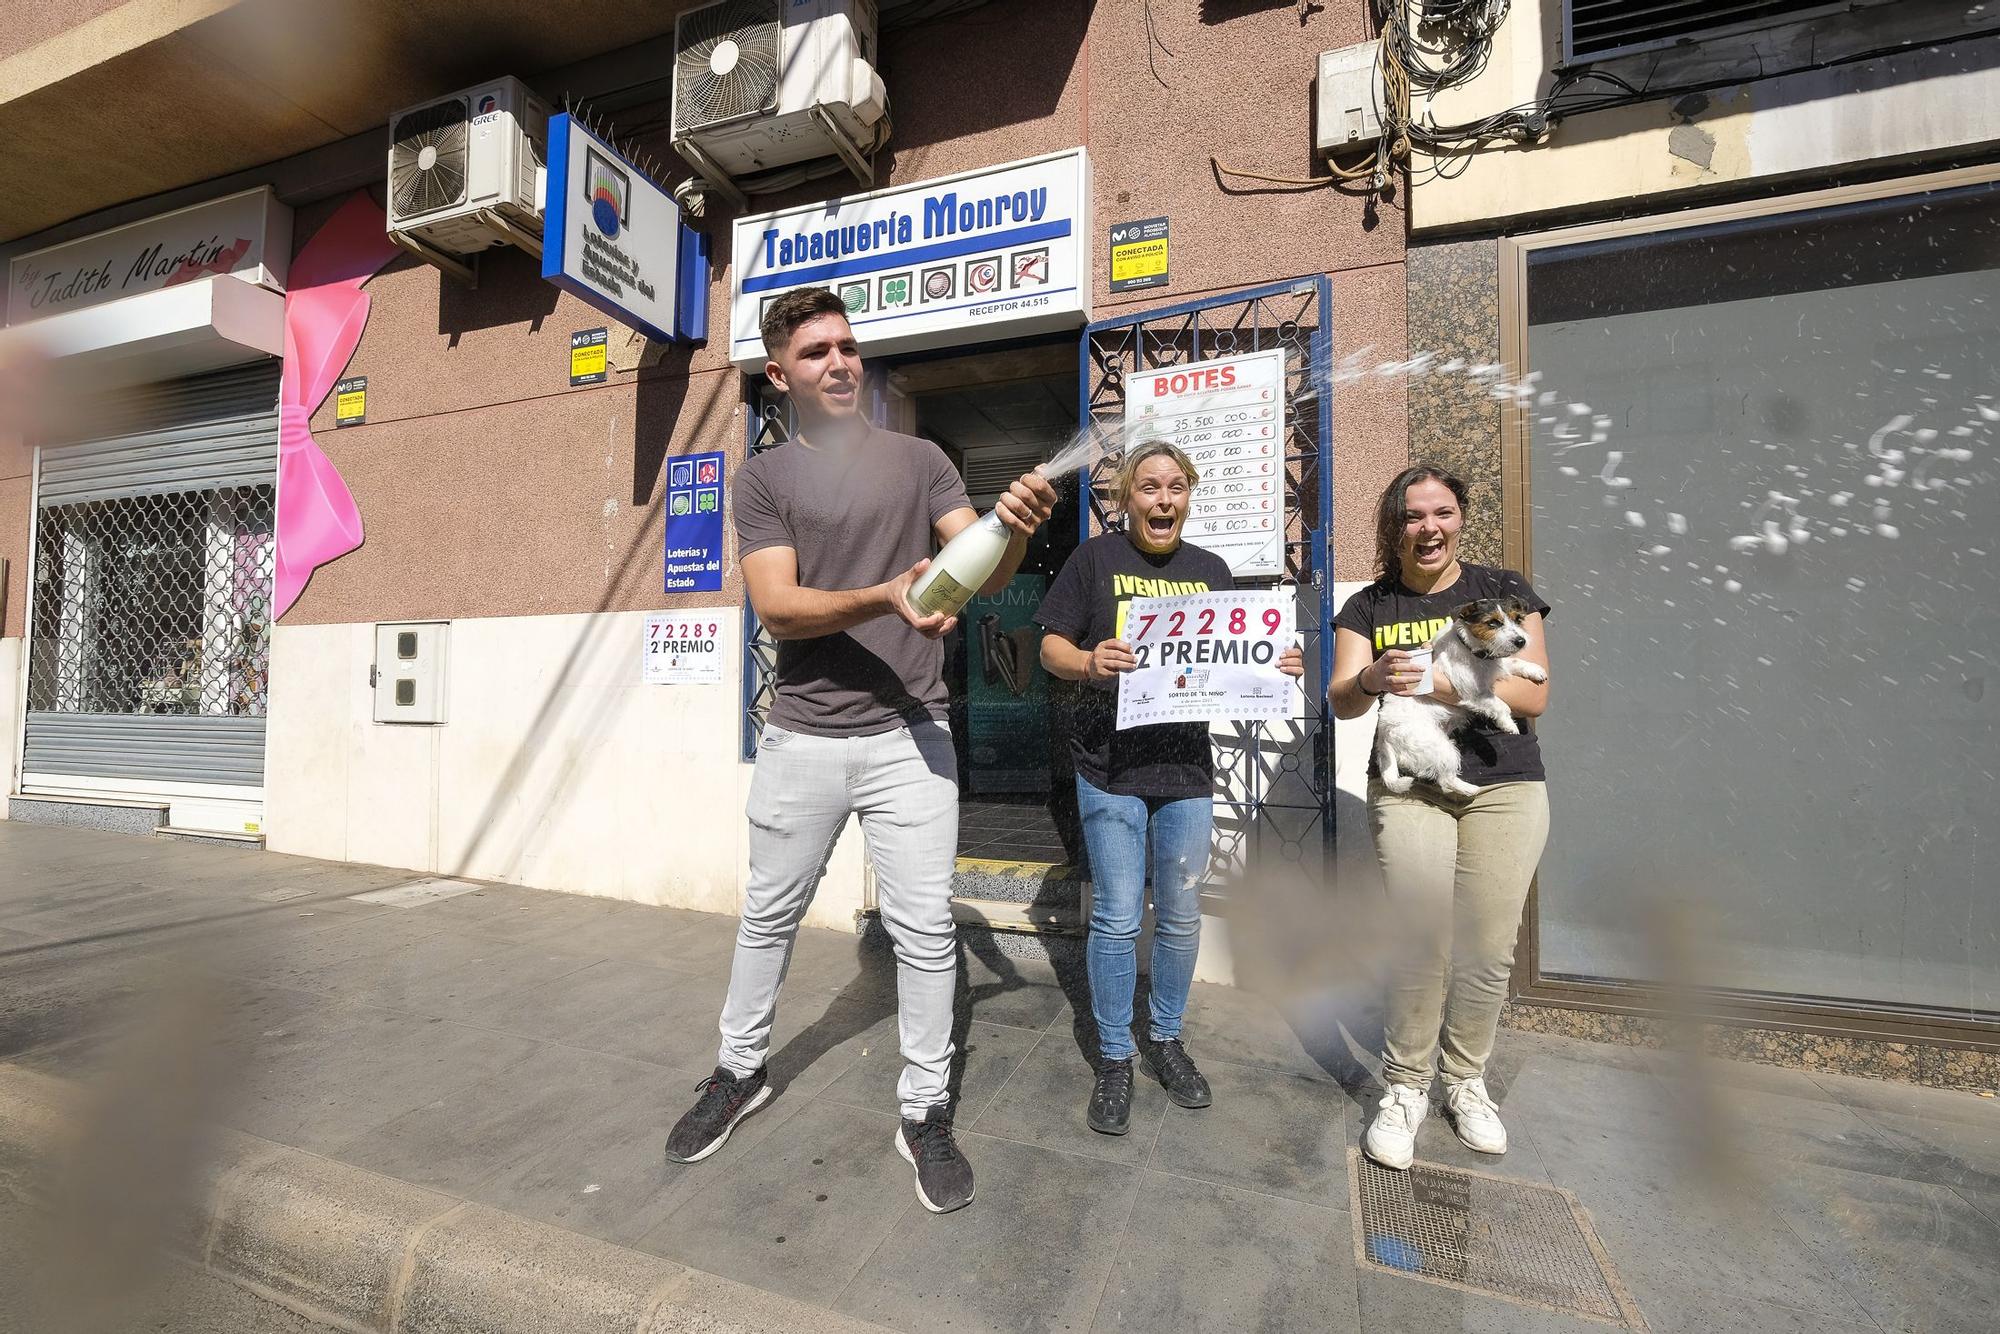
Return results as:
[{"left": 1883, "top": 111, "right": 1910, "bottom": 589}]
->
[{"left": 1, "top": 819, "right": 1996, "bottom": 1333}]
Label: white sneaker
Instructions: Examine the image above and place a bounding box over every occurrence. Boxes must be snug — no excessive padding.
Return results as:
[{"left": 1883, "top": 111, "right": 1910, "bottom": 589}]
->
[
  {"left": 1364, "top": 1084, "right": 1429, "bottom": 1170},
  {"left": 1443, "top": 1076, "right": 1507, "bottom": 1154}
]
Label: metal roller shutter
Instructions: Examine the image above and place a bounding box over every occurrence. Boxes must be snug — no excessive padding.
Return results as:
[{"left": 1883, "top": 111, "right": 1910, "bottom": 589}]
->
[
  {"left": 37, "top": 361, "right": 281, "bottom": 504},
  {"left": 21, "top": 714, "right": 267, "bottom": 786},
  {"left": 24, "top": 360, "right": 281, "bottom": 791}
]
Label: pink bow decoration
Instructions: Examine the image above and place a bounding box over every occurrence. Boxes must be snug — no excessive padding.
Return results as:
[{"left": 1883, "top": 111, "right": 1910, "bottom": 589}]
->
[{"left": 273, "top": 194, "right": 402, "bottom": 620}]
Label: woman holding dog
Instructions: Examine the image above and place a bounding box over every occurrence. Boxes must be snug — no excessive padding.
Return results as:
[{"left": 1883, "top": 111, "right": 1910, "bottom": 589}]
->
[
  {"left": 1037, "top": 440, "right": 1304, "bottom": 1135},
  {"left": 1329, "top": 464, "right": 1551, "bottom": 1170}
]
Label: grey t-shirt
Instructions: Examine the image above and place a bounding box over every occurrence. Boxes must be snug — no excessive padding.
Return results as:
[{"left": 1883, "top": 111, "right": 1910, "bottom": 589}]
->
[{"left": 734, "top": 426, "right": 972, "bottom": 736}]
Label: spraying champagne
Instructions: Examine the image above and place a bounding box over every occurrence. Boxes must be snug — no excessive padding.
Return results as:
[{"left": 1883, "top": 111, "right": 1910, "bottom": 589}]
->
[
  {"left": 906, "top": 507, "right": 1016, "bottom": 618},
  {"left": 904, "top": 425, "right": 1120, "bottom": 619}
]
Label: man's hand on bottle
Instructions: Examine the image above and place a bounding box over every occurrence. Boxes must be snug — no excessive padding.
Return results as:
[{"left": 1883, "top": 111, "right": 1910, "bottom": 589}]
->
[
  {"left": 994, "top": 472, "right": 1059, "bottom": 536},
  {"left": 1086, "top": 638, "right": 1138, "bottom": 683},
  {"left": 884, "top": 559, "right": 957, "bottom": 639}
]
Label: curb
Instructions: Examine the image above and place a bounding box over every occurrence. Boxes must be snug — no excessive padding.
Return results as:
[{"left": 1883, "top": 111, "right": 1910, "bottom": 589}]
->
[{"left": 0, "top": 1063, "right": 887, "bottom": 1334}]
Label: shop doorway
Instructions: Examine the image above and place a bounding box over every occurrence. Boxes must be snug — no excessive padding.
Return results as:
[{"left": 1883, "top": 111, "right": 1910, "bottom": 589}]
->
[{"left": 876, "top": 342, "right": 1082, "bottom": 863}]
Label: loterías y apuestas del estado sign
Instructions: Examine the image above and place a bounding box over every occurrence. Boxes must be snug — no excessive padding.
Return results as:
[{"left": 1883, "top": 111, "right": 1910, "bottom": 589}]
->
[{"left": 5, "top": 187, "right": 292, "bottom": 328}]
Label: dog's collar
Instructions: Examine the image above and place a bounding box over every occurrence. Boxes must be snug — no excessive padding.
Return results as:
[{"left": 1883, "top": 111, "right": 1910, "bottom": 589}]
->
[{"left": 1471, "top": 647, "right": 1497, "bottom": 660}]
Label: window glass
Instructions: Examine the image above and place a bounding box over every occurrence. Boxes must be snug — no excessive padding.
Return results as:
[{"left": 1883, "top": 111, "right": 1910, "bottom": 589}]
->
[{"left": 1527, "top": 184, "right": 2000, "bottom": 1017}]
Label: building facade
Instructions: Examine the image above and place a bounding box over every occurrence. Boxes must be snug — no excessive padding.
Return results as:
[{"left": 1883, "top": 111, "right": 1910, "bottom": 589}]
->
[
  {"left": 3, "top": 0, "right": 1995, "bottom": 1077},
  {"left": 0, "top": 1, "right": 1405, "bottom": 969}
]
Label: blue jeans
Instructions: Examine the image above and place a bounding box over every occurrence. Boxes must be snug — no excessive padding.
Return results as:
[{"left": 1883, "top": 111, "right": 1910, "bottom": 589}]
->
[{"left": 1075, "top": 774, "right": 1213, "bottom": 1062}]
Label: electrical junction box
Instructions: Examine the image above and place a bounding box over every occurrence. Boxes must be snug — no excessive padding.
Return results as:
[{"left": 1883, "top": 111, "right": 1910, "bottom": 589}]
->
[
  {"left": 373, "top": 622, "right": 449, "bottom": 724},
  {"left": 1316, "top": 41, "right": 1383, "bottom": 156}
]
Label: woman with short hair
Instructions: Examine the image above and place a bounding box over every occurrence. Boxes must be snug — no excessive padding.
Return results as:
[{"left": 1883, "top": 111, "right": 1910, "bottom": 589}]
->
[{"left": 1036, "top": 440, "right": 1304, "bottom": 1134}]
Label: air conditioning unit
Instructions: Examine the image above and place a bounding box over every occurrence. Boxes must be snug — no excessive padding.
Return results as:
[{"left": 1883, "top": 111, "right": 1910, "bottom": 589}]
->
[
  {"left": 670, "top": 0, "right": 889, "bottom": 203},
  {"left": 386, "top": 76, "right": 551, "bottom": 274}
]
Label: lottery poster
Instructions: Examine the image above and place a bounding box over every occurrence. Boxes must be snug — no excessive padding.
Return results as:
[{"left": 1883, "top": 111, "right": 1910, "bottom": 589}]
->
[
  {"left": 642, "top": 611, "right": 725, "bottom": 685},
  {"left": 1115, "top": 590, "right": 1295, "bottom": 729}
]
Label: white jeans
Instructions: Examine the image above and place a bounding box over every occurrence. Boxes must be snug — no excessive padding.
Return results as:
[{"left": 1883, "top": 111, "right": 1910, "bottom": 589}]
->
[{"left": 718, "top": 720, "right": 960, "bottom": 1117}]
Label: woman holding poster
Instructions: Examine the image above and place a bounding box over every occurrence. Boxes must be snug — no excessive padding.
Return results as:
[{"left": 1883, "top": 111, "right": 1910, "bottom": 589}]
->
[
  {"left": 1329, "top": 464, "right": 1551, "bottom": 1172},
  {"left": 1035, "top": 441, "right": 1304, "bottom": 1136}
]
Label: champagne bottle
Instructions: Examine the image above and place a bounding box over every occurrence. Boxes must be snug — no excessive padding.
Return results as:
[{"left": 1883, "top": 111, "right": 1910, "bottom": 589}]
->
[{"left": 906, "top": 508, "right": 1013, "bottom": 619}]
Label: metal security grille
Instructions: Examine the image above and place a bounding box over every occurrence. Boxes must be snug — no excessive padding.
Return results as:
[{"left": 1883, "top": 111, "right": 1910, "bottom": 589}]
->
[
  {"left": 23, "top": 362, "right": 279, "bottom": 788},
  {"left": 27, "top": 486, "right": 273, "bottom": 717},
  {"left": 1080, "top": 277, "right": 1335, "bottom": 878},
  {"left": 1351, "top": 1151, "right": 1647, "bottom": 1328},
  {"left": 739, "top": 387, "right": 793, "bottom": 759}
]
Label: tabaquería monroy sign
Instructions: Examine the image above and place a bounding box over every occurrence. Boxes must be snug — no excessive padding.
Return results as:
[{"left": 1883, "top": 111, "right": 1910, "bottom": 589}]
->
[{"left": 730, "top": 148, "right": 1090, "bottom": 368}]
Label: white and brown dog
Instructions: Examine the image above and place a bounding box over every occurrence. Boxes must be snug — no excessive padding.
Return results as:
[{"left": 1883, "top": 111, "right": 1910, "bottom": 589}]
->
[{"left": 1374, "top": 597, "right": 1548, "bottom": 798}]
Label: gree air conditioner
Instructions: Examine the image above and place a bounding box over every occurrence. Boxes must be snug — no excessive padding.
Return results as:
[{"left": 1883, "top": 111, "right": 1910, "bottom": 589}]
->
[
  {"left": 386, "top": 76, "right": 551, "bottom": 280},
  {"left": 670, "top": 0, "right": 889, "bottom": 206}
]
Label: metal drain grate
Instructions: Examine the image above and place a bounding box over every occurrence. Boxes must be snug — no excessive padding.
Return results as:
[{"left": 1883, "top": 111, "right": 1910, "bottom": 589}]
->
[{"left": 1350, "top": 1150, "right": 1647, "bottom": 1329}]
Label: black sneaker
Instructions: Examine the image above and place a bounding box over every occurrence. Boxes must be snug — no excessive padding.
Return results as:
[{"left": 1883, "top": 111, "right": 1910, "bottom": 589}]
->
[
  {"left": 1140, "top": 1037, "right": 1212, "bottom": 1109},
  {"left": 664, "top": 1066, "right": 771, "bottom": 1163},
  {"left": 1087, "top": 1057, "right": 1135, "bottom": 1135},
  {"left": 896, "top": 1106, "right": 975, "bottom": 1214}
]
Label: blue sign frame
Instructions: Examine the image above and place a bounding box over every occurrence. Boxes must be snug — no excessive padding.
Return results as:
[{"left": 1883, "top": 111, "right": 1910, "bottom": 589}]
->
[{"left": 543, "top": 113, "right": 710, "bottom": 344}]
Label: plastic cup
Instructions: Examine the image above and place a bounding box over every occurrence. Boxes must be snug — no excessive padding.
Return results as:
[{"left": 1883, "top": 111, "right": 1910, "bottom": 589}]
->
[{"left": 1407, "top": 646, "right": 1436, "bottom": 696}]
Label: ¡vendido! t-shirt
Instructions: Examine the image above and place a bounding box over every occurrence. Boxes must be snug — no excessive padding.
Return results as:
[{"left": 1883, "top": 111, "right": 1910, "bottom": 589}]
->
[
  {"left": 733, "top": 426, "right": 972, "bottom": 737},
  {"left": 1034, "top": 533, "right": 1236, "bottom": 799},
  {"left": 1331, "top": 563, "right": 1552, "bottom": 787}
]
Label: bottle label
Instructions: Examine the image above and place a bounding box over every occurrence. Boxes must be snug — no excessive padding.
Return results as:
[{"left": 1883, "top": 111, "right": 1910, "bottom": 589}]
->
[{"left": 913, "top": 568, "right": 974, "bottom": 616}]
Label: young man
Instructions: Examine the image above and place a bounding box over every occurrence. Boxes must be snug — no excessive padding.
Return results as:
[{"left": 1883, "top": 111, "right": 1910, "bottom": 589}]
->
[{"left": 664, "top": 286, "right": 1057, "bottom": 1214}]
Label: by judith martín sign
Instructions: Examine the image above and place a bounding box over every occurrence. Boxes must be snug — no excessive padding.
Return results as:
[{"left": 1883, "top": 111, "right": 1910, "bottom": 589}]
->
[{"left": 6, "top": 187, "right": 292, "bottom": 328}]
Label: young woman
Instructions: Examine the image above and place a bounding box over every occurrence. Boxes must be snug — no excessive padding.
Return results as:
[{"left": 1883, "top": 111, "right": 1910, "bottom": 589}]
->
[
  {"left": 1036, "top": 441, "right": 1304, "bottom": 1134},
  {"left": 1329, "top": 464, "right": 1552, "bottom": 1170}
]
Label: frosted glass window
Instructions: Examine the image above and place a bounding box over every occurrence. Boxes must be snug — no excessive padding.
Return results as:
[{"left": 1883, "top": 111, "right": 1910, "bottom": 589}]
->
[{"left": 1526, "top": 184, "right": 1999, "bottom": 1019}]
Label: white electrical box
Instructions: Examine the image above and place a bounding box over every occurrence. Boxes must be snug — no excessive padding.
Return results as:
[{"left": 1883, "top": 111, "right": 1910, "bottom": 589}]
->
[
  {"left": 373, "top": 622, "right": 449, "bottom": 724},
  {"left": 1316, "top": 41, "right": 1383, "bottom": 156}
]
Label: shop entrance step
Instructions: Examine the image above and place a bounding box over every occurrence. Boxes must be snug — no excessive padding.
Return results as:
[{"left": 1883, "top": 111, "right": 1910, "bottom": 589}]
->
[
  {"left": 154, "top": 825, "right": 266, "bottom": 850},
  {"left": 6, "top": 793, "right": 169, "bottom": 835},
  {"left": 949, "top": 894, "right": 1083, "bottom": 935},
  {"left": 952, "top": 855, "right": 1087, "bottom": 908},
  {"left": 854, "top": 857, "right": 1092, "bottom": 956}
]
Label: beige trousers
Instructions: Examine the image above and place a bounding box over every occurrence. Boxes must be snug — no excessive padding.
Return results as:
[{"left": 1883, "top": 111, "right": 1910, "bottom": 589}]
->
[{"left": 1368, "top": 779, "right": 1550, "bottom": 1089}]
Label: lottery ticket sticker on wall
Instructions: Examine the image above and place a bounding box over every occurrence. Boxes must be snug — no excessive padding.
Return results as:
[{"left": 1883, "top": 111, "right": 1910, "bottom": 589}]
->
[
  {"left": 839, "top": 281, "right": 869, "bottom": 315},
  {"left": 965, "top": 257, "right": 1000, "bottom": 295},
  {"left": 922, "top": 266, "right": 955, "bottom": 301}
]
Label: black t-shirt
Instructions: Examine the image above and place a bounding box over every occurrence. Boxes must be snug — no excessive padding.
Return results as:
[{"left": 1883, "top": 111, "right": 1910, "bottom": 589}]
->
[
  {"left": 1332, "top": 563, "right": 1552, "bottom": 786},
  {"left": 1035, "top": 533, "right": 1236, "bottom": 799}
]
